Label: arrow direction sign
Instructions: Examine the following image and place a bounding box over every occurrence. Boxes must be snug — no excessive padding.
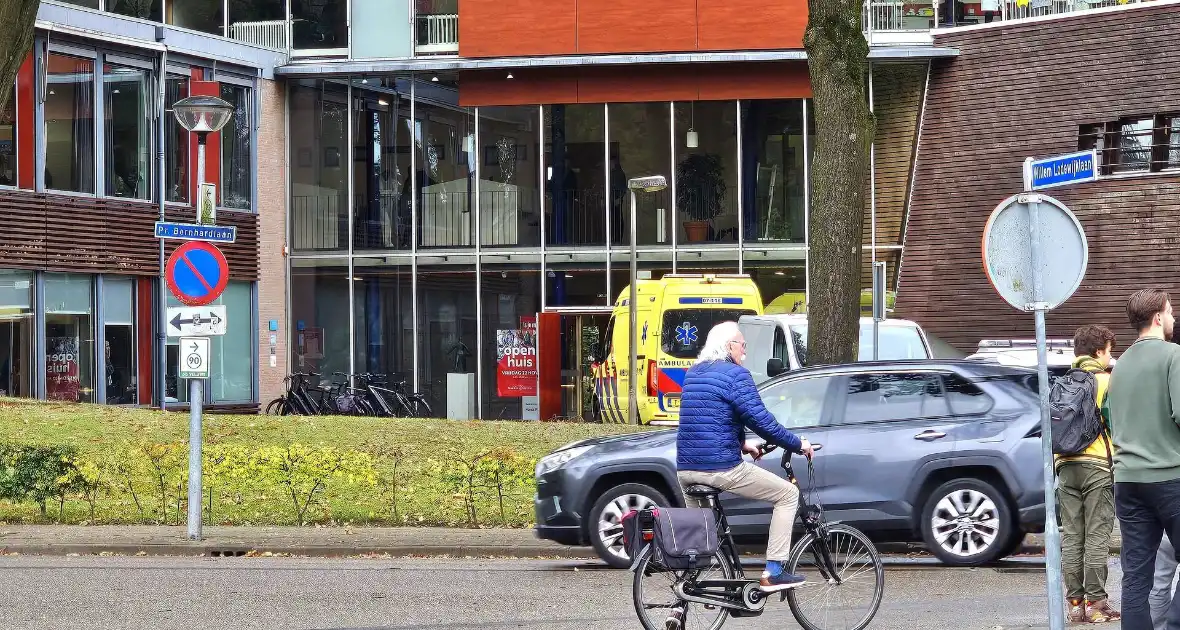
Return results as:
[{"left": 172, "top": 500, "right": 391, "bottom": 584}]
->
[
  {"left": 167, "top": 305, "right": 227, "bottom": 337},
  {"left": 179, "top": 337, "right": 210, "bottom": 380}
]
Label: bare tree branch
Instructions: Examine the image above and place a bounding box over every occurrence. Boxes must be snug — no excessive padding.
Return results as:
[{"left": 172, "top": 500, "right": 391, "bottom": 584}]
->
[{"left": 0, "top": 0, "right": 40, "bottom": 114}]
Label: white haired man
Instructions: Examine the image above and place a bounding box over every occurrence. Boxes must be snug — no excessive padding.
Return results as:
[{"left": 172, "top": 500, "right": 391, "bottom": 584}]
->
[{"left": 676, "top": 321, "right": 814, "bottom": 587}]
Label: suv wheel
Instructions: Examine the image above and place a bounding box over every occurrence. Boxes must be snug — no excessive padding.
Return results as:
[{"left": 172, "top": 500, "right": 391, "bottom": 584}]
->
[
  {"left": 589, "top": 483, "right": 671, "bottom": 569},
  {"left": 920, "top": 478, "right": 1015, "bottom": 567}
]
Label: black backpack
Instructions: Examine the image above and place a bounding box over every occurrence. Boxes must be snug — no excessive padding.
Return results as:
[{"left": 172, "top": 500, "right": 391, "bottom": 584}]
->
[{"left": 1049, "top": 368, "right": 1105, "bottom": 456}]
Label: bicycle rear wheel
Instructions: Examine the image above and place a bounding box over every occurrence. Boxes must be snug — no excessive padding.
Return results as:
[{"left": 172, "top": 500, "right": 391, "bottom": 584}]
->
[
  {"left": 785, "top": 523, "right": 884, "bottom": 630},
  {"left": 265, "top": 397, "right": 286, "bottom": 415},
  {"left": 632, "top": 546, "right": 732, "bottom": 630}
]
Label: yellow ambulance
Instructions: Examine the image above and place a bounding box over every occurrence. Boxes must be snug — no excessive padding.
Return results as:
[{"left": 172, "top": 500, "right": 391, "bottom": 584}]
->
[{"left": 592, "top": 274, "right": 763, "bottom": 426}]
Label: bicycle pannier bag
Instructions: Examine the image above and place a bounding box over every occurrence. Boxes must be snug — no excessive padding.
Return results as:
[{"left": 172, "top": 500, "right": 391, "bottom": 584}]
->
[
  {"left": 621, "top": 508, "right": 656, "bottom": 570},
  {"left": 649, "top": 507, "right": 720, "bottom": 571},
  {"left": 1049, "top": 368, "right": 1103, "bottom": 456}
]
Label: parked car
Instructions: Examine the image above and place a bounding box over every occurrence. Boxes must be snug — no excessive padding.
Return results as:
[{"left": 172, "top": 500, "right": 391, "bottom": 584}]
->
[
  {"left": 739, "top": 314, "right": 933, "bottom": 384},
  {"left": 533, "top": 359, "right": 1046, "bottom": 568},
  {"left": 965, "top": 338, "right": 1086, "bottom": 378}
]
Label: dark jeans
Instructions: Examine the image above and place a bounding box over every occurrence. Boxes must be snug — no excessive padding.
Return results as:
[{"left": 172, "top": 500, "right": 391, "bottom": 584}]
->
[{"left": 1116, "top": 478, "right": 1180, "bottom": 629}]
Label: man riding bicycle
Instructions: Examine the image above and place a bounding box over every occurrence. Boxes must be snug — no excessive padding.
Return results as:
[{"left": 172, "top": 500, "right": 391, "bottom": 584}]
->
[{"left": 675, "top": 321, "right": 815, "bottom": 593}]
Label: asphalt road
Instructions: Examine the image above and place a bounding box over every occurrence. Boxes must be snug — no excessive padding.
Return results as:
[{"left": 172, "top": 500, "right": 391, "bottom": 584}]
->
[{"left": 0, "top": 555, "right": 1121, "bottom": 630}]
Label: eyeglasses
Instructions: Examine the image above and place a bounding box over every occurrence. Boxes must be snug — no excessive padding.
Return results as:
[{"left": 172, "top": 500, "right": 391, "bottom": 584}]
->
[{"left": 728, "top": 340, "right": 747, "bottom": 349}]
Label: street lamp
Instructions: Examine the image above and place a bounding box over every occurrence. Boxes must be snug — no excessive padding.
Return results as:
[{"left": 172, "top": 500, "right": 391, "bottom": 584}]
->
[
  {"left": 172, "top": 95, "right": 234, "bottom": 223},
  {"left": 170, "top": 95, "right": 232, "bottom": 542},
  {"left": 627, "top": 175, "right": 668, "bottom": 425}
]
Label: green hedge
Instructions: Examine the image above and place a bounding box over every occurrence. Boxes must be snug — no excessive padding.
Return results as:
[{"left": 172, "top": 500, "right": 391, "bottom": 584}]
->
[{"left": 0, "top": 441, "right": 538, "bottom": 527}]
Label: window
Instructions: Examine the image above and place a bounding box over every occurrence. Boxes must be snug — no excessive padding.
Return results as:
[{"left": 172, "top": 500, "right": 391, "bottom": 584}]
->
[
  {"left": 858, "top": 325, "right": 929, "bottom": 361},
  {"left": 0, "top": 271, "right": 34, "bottom": 398},
  {"left": 165, "top": 73, "right": 189, "bottom": 203},
  {"left": 44, "top": 53, "right": 96, "bottom": 194},
  {"left": 840, "top": 372, "right": 950, "bottom": 424},
  {"left": 166, "top": 0, "right": 223, "bottom": 35},
  {"left": 104, "top": 63, "right": 152, "bottom": 200},
  {"left": 45, "top": 273, "right": 96, "bottom": 403},
  {"left": 942, "top": 373, "right": 993, "bottom": 415},
  {"left": 760, "top": 376, "right": 834, "bottom": 430},
  {"left": 1079, "top": 113, "right": 1180, "bottom": 175},
  {"left": 291, "top": 0, "right": 349, "bottom": 50},
  {"left": 219, "top": 82, "right": 252, "bottom": 210},
  {"left": 108, "top": 0, "right": 162, "bottom": 21},
  {"left": 661, "top": 308, "right": 757, "bottom": 359},
  {"left": 1, "top": 79, "right": 15, "bottom": 187},
  {"left": 103, "top": 277, "right": 137, "bottom": 404},
  {"left": 166, "top": 281, "right": 253, "bottom": 403}
]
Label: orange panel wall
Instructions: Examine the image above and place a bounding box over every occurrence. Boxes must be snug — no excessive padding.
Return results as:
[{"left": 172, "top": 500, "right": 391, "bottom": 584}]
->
[
  {"left": 458, "top": 63, "right": 812, "bottom": 107},
  {"left": 459, "top": 0, "right": 808, "bottom": 58},
  {"left": 460, "top": 0, "right": 577, "bottom": 58},
  {"left": 697, "top": 0, "right": 809, "bottom": 50},
  {"left": 576, "top": 0, "right": 698, "bottom": 54}
]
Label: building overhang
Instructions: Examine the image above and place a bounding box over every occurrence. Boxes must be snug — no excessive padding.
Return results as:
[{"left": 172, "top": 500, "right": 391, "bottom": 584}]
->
[{"left": 275, "top": 46, "right": 959, "bottom": 78}]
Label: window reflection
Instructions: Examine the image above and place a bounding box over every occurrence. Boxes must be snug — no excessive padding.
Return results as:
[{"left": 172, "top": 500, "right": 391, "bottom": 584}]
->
[
  {"left": 290, "top": 79, "right": 348, "bottom": 252},
  {"left": 480, "top": 106, "right": 541, "bottom": 248},
  {"left": 416, "top": 81, "right": 474, "bottom": 249},
  {"left": 45, "top": 273, "right": 95, "bottom": 403},
  {"left": 544, "top": 104, "right": 606, "bottom": 247},
  {"left": 44, "top": 53, "right": 96, "bottom": 194},
  {"left": 108, "top": 0, "right": 162, "bottom": 21},
  {"left": 674, "top": 101, "right": 738, "bottom": 244},
  {"left": 165, "top": 74, "right": 190, "bottom": 203},
  {"left": 611, "top": 103, "right": 673, "bottom": 247},
  {"left": 103, "top": 277, "right": 137, "bottom": 404},
  {"left": 353, "top": 79, "right": 412, "bottom": 252},
  {"left": 292, "top": 0, "right": 349, "bottom": 50},
  {"left": 743, "top": 100, "right": 806, "bottom": 243},
  {"left": 166, "top": 0, "right": 223, "bottom": 35},
  {"left": 104, "top": 64, "right": 152, "bottom": 200},
  {"left": 0, "top": 79, "right": 15, "bottom": 187},
  {"left": 220, "top": 83, "right": 252, "bottom": 210},
  {"left": 0, "top": 271, "right": 33, "bottom": 399}
]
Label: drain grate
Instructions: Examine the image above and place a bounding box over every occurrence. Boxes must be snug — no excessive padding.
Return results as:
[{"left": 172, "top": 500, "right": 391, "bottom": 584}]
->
[{"left": 208, "top": 549, "right": 249, "bottom": 557}]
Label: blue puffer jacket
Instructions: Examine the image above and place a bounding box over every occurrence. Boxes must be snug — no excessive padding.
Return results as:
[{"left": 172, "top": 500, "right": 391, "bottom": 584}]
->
[{"left": 676, "top": 359, "right": 803, "bottom": 472}]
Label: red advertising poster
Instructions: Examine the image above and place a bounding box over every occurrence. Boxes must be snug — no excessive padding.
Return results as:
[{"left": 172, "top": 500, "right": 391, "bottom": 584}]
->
[
  {"left": 496, "top": 316, "right": 537, "bottom": 397},
  {"left": 46, "top": 336, "right": 80, "bottom": 402}
]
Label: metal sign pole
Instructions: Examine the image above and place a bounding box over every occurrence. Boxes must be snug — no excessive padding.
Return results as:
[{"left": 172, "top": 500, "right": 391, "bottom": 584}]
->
[
  {"left": 629, "top": 189, "right": 639, "bottom": 426},
  {"left": 1026, "top": 187, "right": 1066, "bottom": 630},
  {"left": 187, "top": 377, "right": 203, "bottom": 539}
]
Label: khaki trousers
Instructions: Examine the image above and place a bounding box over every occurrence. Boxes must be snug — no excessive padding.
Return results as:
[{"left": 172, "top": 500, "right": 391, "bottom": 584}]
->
[{"left": 678, "top": 462, "right": 799, "bottom": 562}]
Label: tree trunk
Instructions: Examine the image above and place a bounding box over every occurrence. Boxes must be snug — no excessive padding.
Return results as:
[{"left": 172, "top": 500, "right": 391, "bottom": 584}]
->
[
  {"left": 803, "top": 0, "right": 876, "bottom": 366},
  {"left": 0, "top": 0, "right": 40, "bottom": 114}
]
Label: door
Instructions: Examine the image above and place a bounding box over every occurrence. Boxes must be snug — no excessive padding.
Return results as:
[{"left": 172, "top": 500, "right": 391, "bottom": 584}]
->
[
  {"left": 719, "top": 373, "right": 842, "bottom": 536},
  {"left": 557, "top": 314, "right": 608, "bottom": 421},
  {"left": 819, "top": 370, "right": 967, "bottom": 529}
]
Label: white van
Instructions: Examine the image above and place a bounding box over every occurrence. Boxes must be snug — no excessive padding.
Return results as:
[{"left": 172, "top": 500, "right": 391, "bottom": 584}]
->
[{"left": 738, "top": 314, "right": 933, "bottom": 384}]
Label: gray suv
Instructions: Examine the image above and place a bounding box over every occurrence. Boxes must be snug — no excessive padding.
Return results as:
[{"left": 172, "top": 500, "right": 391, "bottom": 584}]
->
[{"left": 534, "top": 359, "right": 1047, "bottom": 568}]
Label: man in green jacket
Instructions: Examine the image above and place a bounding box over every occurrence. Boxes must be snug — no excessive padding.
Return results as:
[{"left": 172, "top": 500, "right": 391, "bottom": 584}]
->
[{"left": 1107, "top": 288, "right": 1180, "bottom": 629}]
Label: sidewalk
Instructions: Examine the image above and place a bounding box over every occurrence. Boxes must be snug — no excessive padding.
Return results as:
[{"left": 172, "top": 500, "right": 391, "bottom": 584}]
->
[{"left": 0, "top": 523, "right": 1120, "bottom": 559}]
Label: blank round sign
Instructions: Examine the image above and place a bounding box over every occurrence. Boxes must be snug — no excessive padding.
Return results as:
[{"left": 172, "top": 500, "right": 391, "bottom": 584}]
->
[{"left": 982, "top": 193, "right": 1088, "bottom": 312}]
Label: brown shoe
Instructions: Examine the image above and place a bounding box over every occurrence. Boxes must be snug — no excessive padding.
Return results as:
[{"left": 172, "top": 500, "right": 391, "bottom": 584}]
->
[
  {"left": 1067, "top": 598, "right": 1086, "bottom": 623},
  {"left": 1085, "top": 598, "right": 1121, "bottom": 623}
]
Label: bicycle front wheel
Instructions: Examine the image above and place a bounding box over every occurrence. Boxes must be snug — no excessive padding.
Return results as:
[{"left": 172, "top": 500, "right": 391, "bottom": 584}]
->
[
  {"left": 632, "top": 546, "right": 732, "bottom": 630},
  {"left": 786, "top": 523, "right": 884, "bottom": 630}
]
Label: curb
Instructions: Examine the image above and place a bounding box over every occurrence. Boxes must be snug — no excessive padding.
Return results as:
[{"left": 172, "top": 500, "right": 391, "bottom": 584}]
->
[{"left": 0, "top": 542, "right": 602, "bottom": 559}]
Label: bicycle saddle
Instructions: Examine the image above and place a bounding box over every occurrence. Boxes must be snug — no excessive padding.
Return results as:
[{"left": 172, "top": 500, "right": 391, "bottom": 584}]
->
[{"left": 684, "top": 484, "right": 723, "bottom": 498}]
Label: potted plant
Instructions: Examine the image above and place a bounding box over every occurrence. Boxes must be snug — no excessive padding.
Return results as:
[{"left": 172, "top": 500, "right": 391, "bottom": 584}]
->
[{"left": 676, "top": 153, "right": 727, "bottom": 242}]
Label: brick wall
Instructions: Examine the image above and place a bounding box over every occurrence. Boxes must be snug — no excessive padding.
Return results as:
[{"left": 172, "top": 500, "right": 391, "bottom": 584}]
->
[{"left": 257, "top": 78, "right": 288, "bottom": 404}]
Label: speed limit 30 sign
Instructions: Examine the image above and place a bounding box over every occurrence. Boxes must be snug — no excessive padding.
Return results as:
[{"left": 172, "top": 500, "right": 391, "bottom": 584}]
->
[{"left": 179, "top": 337, "right": 210, "bottom": 380}]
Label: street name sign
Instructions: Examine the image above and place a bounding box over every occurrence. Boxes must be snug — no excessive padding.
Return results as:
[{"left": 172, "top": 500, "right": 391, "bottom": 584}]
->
[
  {"left": 179, "top": 337, "right": 210, "bottom": 380},
  {"left": 1025, "top": 149, "right": 1098, "bottom": 190},
  {"left": 166, "top": 241, "right": 230, "bottom": 306},
  {"left": 167, "top": 305, "right": 227, "bottom": 337},
  {"left": 155, "top": 221, "right": 237, "bottom": 244}
]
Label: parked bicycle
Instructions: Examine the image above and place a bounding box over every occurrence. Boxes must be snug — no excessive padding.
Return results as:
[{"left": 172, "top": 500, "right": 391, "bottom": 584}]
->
[
  {"left": 628, "top": 443, "right": 884, "bottom": 630},
  {"left": 265, "top": 372, "right": 432, "bottom": 418}
]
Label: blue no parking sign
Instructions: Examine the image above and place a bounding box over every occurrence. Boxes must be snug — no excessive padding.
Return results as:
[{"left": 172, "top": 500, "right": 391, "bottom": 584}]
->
[{"left": 166, "top": 241, "right": 230, "bottom": 306}]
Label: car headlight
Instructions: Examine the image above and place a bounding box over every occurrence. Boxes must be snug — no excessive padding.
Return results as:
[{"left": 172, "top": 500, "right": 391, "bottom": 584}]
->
[{"left": 535, "top": 445, "right": 593, "bottom": 477}]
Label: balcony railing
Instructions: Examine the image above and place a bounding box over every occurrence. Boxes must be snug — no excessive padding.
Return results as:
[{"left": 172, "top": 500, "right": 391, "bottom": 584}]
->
[
  {"left": 864, "top": 0, "right": 1155, "bottom": 41},
  {"left": 417, "top": 13, "right": 459, "bottom": 55},
  {"left": 228, "top": 19, "right": 288, "bottom": 51}
]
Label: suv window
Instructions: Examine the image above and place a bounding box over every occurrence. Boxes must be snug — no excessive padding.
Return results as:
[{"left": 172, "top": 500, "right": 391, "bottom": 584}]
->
[
  {"left": 840, "top": 372, "right": 951, "bottom": 424},
  {"left": 760, "top": 376, "right": 835, "bottom": 429},
  {"left": 942, "top": 373, "right": 994, "bottom": 415},
  {"left": 662, "top": 309, "right": 757, "bottom": 359},
  {"left": 789, "top": 323, "right": 929, "bottom": 366}
]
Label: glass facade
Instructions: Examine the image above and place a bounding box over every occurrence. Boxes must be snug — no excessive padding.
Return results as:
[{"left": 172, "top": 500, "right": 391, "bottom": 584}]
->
[
  {"left": 104, "top": 63, "right": 152, "bottom": 200},
  {"left": 220, "top": 82, "right": 253, "bottom": 210},
  {"left": 44, "top": 53, "right": 96, "bottom": 194},
  {"left": 0, "top": 271, "right": 34, "bottom": 398},
  {"left": 1, "top": 79, "right": 15, "bottom": 187},
  {"left": 288, "top": 75, "right": 813, "bottom": 420}
]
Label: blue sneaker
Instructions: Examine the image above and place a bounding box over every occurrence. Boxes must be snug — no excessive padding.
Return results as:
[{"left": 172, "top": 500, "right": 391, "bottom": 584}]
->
[{"left": 759, "top": 570, "right": 806, "bottom": 592}]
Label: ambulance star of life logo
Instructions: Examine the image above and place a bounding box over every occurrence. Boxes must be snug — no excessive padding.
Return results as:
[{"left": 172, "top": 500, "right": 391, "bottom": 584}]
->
[{"left": 675, "top": 322, "right": 698, "bottom": 346}]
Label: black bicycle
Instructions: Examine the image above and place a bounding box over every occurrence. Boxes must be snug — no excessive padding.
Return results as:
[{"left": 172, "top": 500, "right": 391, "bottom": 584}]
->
[
  {"left": 356, "top": 373, "right": 433, "bottom": 418},
  {"left": 630, "top": 444, "right": 885, "bottom": 630},
  {"left": 266, "top": 372, "right": 327, "bottom": 415}
]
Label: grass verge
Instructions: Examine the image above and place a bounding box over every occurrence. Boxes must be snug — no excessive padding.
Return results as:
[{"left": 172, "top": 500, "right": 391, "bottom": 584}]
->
[{"left": 0, "top": 398, "right": 652, "bottom": 528}]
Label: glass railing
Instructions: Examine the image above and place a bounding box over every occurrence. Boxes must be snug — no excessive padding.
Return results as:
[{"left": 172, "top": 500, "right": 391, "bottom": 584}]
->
[{"left": 864, "top": 0, "right": 1153, "bottom": 37}]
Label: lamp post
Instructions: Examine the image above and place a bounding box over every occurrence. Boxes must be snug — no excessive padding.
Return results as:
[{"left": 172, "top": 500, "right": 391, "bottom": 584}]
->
[
  {"left": 626, "top": 175, "right": 668, "bottom": 425},
  {"left": 171, "top": 94, "right": 233, "bottom": 541}
]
